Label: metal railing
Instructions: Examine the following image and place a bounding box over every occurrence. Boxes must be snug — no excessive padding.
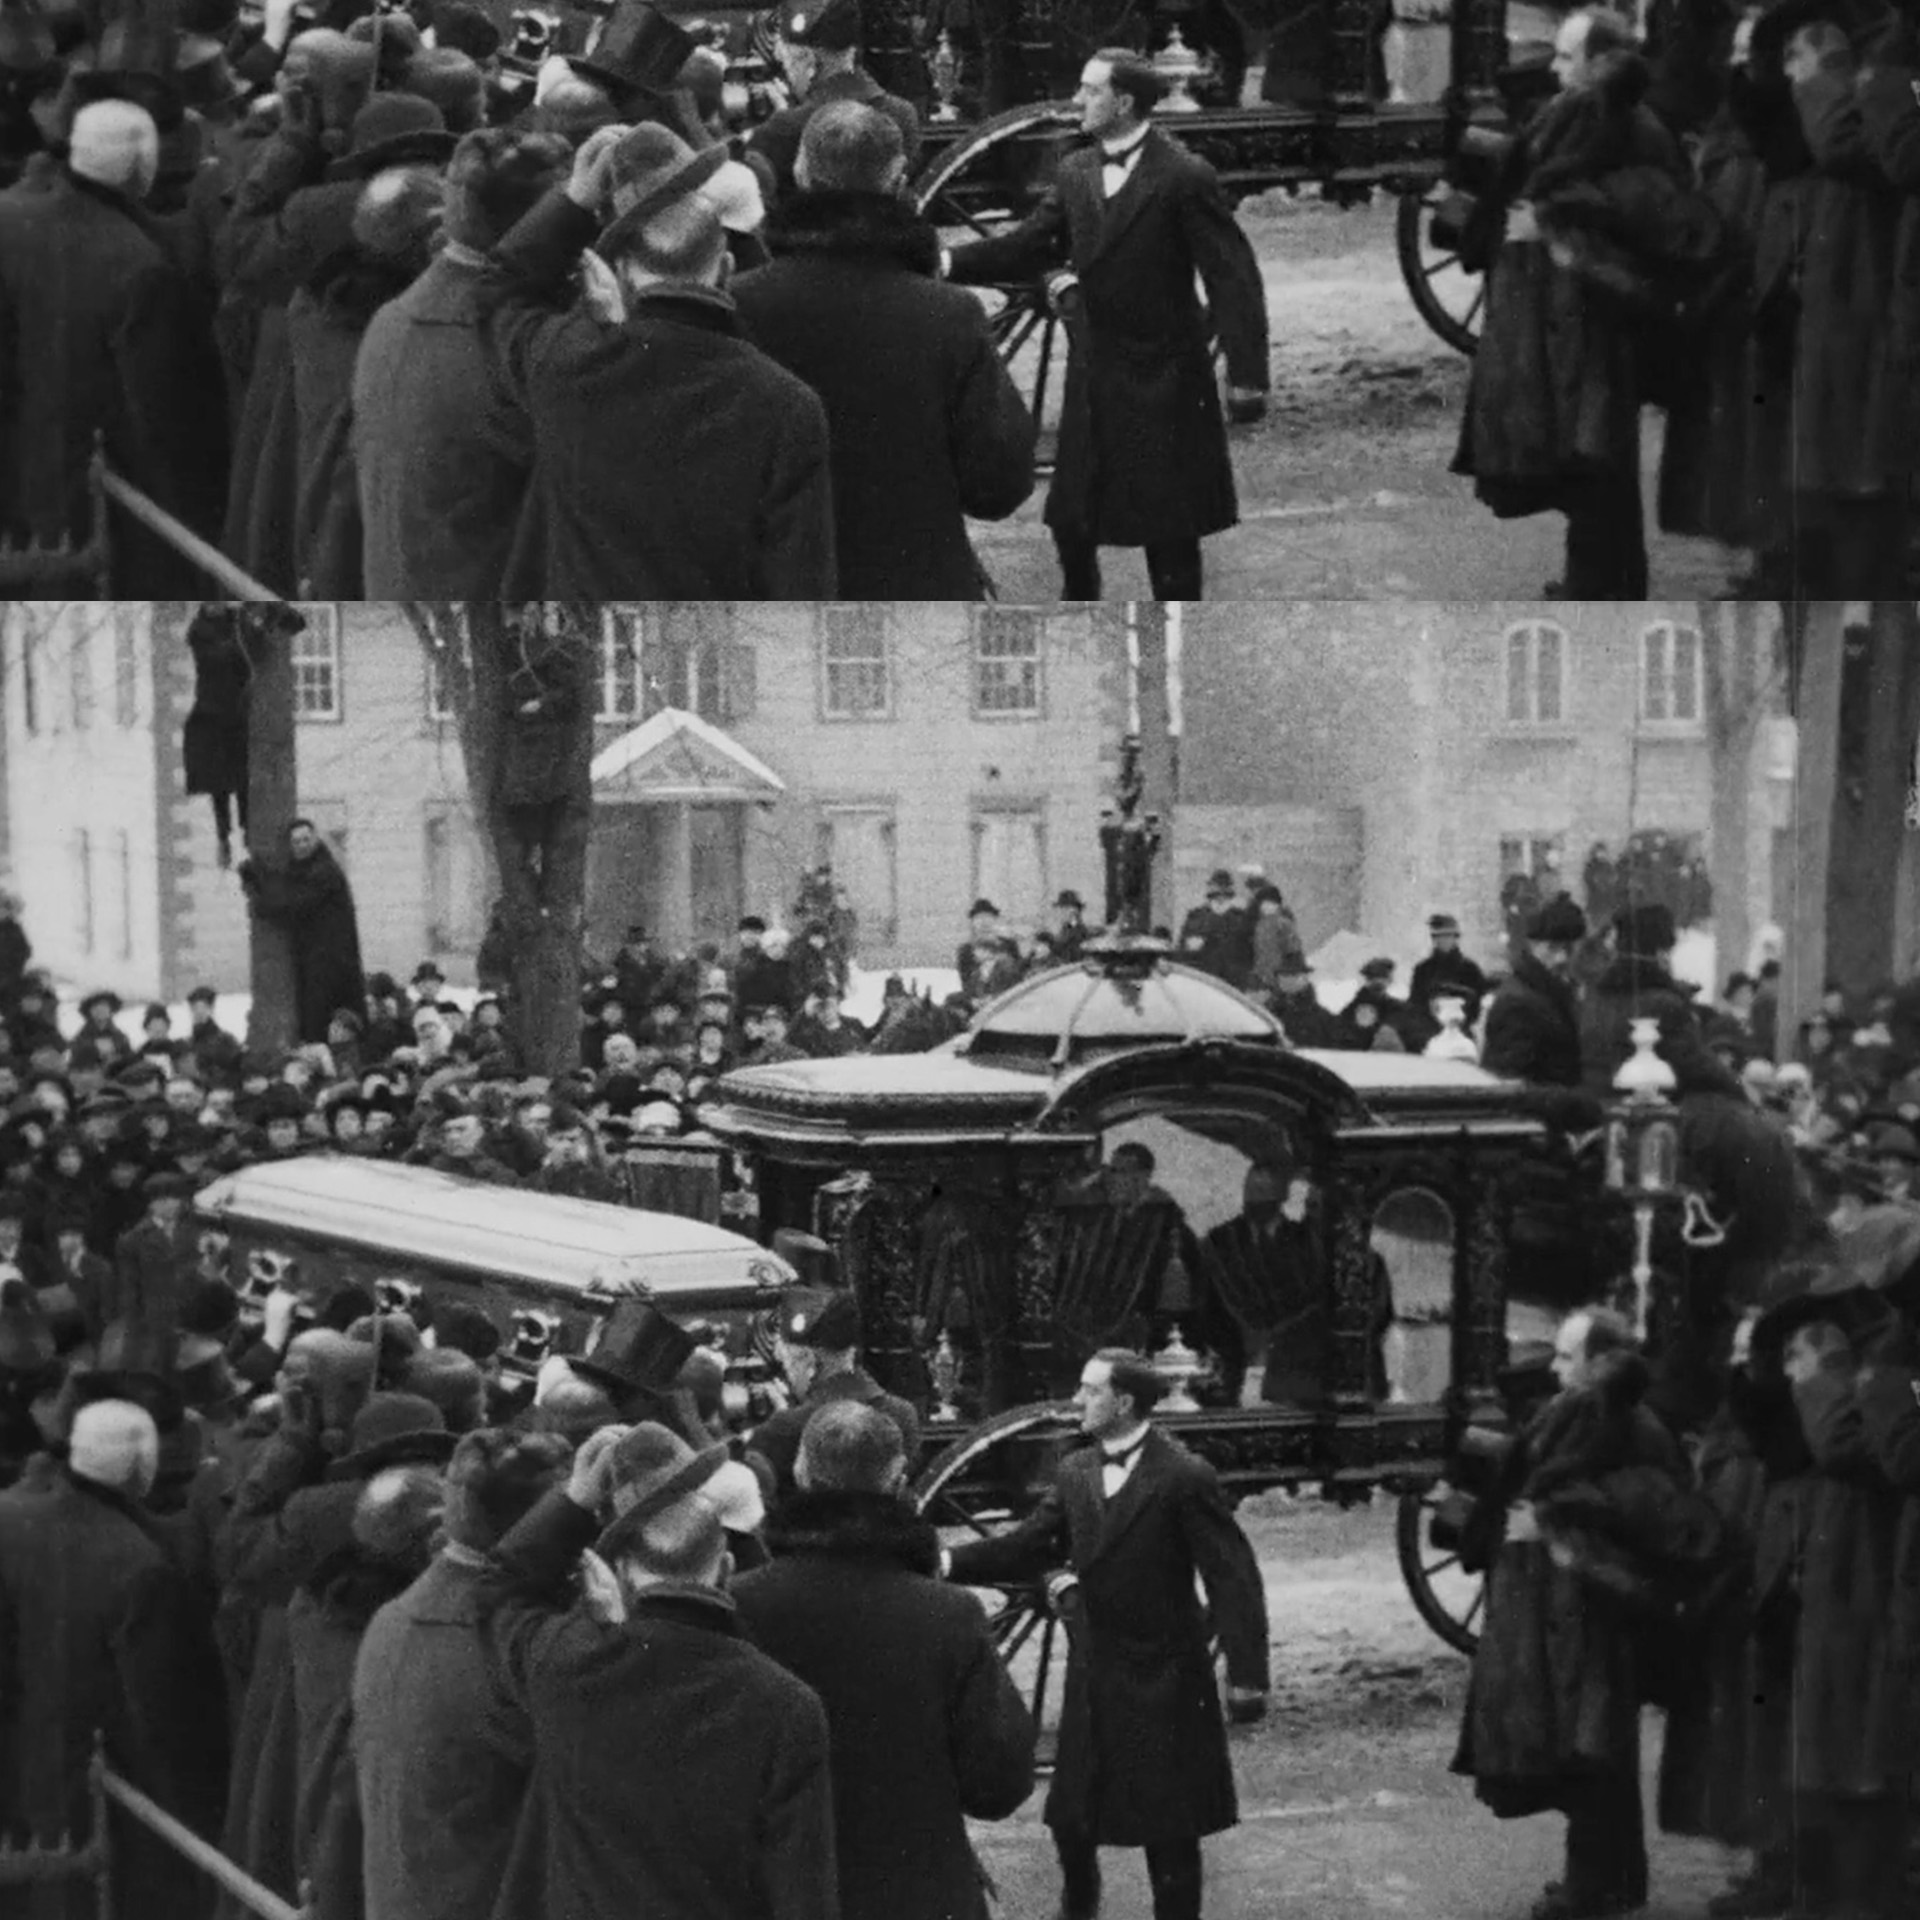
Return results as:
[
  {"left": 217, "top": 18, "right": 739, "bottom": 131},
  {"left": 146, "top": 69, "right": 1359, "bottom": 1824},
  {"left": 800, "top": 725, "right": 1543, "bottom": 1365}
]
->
[
  {"left": 0, "top": 1735, "right": 310, "bottom": 1920},
  {"left": 0, "top": 441, "right": 283, "bottom": 602}
]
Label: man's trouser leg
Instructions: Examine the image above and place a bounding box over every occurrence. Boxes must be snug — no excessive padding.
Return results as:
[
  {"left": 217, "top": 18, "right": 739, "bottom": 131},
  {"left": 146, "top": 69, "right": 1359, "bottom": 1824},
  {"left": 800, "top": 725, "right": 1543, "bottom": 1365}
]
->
[
  {"left": 1144, "top": 539, "right": 1203, "bottom": 601},
  {"left": 1562, "top": 465, "right": 1648, "bottom": 600},
  {"left": 1051, "top": 1827, "right": 1102, "bottom": 1918},
  {"left": 1563, "top": 1768, "right": 1648, "bottom": 1912},
  {"left": 1145, "top": 1837, "right": 1204, "bottom": 1920},
  {"left": 1053, "top": 530, "right": 1102, "bottom": 600}
]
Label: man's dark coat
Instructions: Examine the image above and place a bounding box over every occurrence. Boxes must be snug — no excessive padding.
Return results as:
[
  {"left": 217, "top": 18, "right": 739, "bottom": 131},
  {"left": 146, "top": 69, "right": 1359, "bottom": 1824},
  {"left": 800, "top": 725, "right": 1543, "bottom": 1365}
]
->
[
  {"left": 1482, "top": 951, "right": 1585, "bottom": 1087},
  {"left": 0, "top": 1469, "right": 228, "bottom": 1920},
  {"left": 945, "top": 1427, "right": 1270, "bottom": 1846},
  {"left": 1175, "top": 902, "right": 1252, "bottom": 985},
  {"left": 748, "top": 1368, "right": 923, "bottom": 1501},
  {"left": 0, "top": 169, "right": 227, "bottom": 591},
  {"left": 731, "top": 1489, "right": 1036, "bottom": 1920},
  {"left": 353, "top": 254, "right": 532, "bottom": 599},
  {"left": 478, "top": 1490, "right": 838, "bottom": 1920},
  {"left": 242, "top": 844, "right": 366, "bottom": 1046},
  {"left": 948, "top": 128, "right": 1270, "bottom": 546},
  {"left": 484, "top": 193, "right": 835, "bottom": 599},
  {"left": 747, "top": 68, "right": 923, "bottom": 199},
  {"left": 732, "top": 189, "right": 1035, "bottom": 598}
]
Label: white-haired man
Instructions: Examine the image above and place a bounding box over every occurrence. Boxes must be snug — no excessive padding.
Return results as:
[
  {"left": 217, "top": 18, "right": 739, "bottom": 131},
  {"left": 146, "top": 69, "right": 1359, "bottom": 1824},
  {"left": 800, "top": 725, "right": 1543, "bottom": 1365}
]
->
[
  {"left": 0, "top": 1395, "right": 227, "bottom": 1919},
  {"left": 0, "top": 99, "right": 226, "bottom": 591}
]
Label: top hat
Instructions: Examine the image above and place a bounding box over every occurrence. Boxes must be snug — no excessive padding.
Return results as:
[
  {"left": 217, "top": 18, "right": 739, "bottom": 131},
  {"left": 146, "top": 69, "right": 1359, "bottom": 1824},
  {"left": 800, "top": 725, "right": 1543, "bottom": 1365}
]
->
[
  {"left": 567, "top": 0, "right": 696, "bottom": 99},
  {"left": 570, "top": 1296, "right": 697, "bottom": 1398},
  {"left": 325, "top": 92, "right": 457, "bottom": 181}
]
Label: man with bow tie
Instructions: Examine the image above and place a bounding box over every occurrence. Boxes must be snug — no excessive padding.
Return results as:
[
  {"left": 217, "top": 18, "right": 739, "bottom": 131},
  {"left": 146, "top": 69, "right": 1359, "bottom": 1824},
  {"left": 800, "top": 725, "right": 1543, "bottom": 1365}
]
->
[
  {"left": 945, "top": 49, "right": 1270, "bottom": 601},
  {"left": 942, "top": 1349, "right": 1270, "bottom": 1920}
]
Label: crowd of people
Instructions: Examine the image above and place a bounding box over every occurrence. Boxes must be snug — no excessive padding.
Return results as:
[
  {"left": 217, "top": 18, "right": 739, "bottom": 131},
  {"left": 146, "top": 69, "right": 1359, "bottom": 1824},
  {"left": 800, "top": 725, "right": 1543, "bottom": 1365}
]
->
[
  {"left": 1458, "top": 0, "right": 1920, "bottom": 599},
  {"left": 0, "top": 0, "right": 1279, "bottom": 601}
]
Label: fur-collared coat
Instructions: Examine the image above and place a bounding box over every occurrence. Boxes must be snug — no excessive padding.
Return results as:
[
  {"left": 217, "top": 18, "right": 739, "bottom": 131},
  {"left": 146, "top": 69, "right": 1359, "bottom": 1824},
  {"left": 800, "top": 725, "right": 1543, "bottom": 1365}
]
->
[
  {"left": 731, "top": 1490, "right": 1035, "bottom": 1920},
  {"left": 732, "top": 190, "right": 1035, "bottom": 599},
  {"left": 944, "top": 1427, "right": 1269, "bottom": 1846}
]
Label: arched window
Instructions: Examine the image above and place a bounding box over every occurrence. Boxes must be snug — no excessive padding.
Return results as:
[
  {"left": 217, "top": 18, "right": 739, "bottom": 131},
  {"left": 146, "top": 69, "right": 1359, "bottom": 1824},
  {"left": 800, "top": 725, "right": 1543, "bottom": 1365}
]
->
[{"left": 1503, "top": 622, "right": 1566, "bottom": 726}]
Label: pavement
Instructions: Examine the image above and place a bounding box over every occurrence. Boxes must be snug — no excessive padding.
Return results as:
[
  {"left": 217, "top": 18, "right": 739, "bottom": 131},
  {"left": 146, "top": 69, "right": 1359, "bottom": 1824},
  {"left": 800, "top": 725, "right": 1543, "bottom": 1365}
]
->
[
  {"left": 962, "top": 1496, "right": 1739, "bottom": 1920},
  {"left": 963, "top": 196, "right": 1744, "bottom": 603}
]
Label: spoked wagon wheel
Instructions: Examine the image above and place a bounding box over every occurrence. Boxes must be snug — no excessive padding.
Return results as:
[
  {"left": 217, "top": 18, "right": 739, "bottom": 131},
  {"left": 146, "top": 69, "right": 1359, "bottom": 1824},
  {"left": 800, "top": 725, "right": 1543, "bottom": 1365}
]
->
[
  {"left": 913, "top": 102, "right": 1079, "bottom": 473},
  {"left": 1395, "top": 183, "right": 1486, "bottom": 356},
  {"left": 914, "top": 1402, "right": 1082, "bottom": 1771},
  {"left": 1395, "top": 1483, "right": 1487, "bottom": 1655}
]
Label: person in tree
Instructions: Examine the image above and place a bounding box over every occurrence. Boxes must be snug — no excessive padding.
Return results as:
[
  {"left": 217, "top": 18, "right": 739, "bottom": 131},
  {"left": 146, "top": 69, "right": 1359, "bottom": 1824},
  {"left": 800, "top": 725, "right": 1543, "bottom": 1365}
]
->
[{"left": 239, "top": 819, "right": 366, "bottom": 1047}]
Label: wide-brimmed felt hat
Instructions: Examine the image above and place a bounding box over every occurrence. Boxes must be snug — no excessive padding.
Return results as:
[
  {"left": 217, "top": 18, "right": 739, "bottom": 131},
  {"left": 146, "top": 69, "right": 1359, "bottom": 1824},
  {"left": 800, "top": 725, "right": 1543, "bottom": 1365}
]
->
[
  {"left": 79, "top": 989, "right": 123, "bottom": 1017},
  {"left": 329, "top": 1392, "right": 456, "bottom": 1478},
  {"left": 1751, "top": 1255, "right": 1882, "bottom": 1352},
  {"left": 595, "top": 1419, "right": 729, "bottom": 1556},
  {"left": 570, "top": 1296, "right": 697, "bottom": 1398},
  {"left": 595, "top": 120, "right": 728, "bottom": 258},
  {"left": 326, "top": 92, "right": 457, "bottom": 180},
  {"left": 567, "top": 0, "right": 696, "bottom": 97}
]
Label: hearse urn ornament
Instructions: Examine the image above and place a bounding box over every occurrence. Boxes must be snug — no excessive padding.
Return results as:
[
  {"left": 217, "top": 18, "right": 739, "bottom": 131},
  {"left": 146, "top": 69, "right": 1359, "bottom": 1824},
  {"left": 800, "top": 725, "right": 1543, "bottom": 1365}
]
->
[
  {"left": 1609, "top": 1018, "right": 1682, "bottom": 1340},
  {"left": 928, "top": 31, "right": 961, "bottom": 120},
  {"left": 929, "top": 1329, "right": 964, "bottom": 1421},
  {"left": 1423, "top": 996, "right": 1478, "bottom": 1062},
  {"left": 1099, "top": 733, "right": 1163, "bottom": 936},
  {"left": 1154, "top": 1325, "right": 1204, "bottom": 1412},
  {"left": 1152, "top": 28, "right": 1204, "bottom": 111}
]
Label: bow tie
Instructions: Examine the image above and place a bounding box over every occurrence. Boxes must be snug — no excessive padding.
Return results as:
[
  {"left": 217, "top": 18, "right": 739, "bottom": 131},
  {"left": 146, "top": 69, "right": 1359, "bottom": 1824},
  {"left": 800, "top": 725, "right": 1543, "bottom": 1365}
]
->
[
  {"left": 1102, "top": 1432, "right": 1150, "bottom": 1468},
  {"left": 1101, "top": 145, "right": 1143, "bottom": 180}
]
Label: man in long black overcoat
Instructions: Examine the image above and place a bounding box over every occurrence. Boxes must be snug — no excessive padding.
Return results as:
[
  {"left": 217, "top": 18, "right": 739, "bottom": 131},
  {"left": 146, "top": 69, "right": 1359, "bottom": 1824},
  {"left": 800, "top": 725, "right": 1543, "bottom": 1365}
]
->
[
  {"left": 946, "top": 50, "right": 1269, "bottom": 601},
  {"left": 239, "top": 819, "right": 366, "bottom": 1045},
  {"left": 945, "top": 1349, "right": 1270, "bottom": 1920}
]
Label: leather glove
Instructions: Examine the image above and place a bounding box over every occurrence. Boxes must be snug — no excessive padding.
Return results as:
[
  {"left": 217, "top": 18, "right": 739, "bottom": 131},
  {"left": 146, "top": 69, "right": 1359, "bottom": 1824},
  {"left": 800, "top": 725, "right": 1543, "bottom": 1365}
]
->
[
  {"left": 1227, "top": 1685, "right": 1267, "bottom": 1725},
  {"left": 1226, "top": 387, "right": 1267, "bottom": 426}
]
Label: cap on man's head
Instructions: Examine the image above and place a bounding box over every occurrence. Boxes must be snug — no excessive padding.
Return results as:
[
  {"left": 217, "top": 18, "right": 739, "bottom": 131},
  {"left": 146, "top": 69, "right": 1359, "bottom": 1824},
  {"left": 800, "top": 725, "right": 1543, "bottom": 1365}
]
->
[
  {"left": 187, "top": 985, "right": 218, "bottom": 1007},
  {"left": 1428, "top": 913, "right": 1461, "bottom": 936},
  {"left": 781, "top": 0, "right": 861, "bottom": 49},
  {"left": 778, "top": 1286, "right": 862, "bottom": 1351},
  {"left": 1360, "top": 957, "right": 1396, "bottom": 982}
]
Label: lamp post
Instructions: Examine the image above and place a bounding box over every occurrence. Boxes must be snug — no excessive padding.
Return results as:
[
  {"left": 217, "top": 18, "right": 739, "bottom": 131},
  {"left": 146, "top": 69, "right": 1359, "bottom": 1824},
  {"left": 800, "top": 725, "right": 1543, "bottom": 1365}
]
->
[
  {"left": 1607, "top": 1017, "right": 1682, "bottom": 1340},
  {"left": 1099, "top": 733, "right": 1164, "bottom": 937}
]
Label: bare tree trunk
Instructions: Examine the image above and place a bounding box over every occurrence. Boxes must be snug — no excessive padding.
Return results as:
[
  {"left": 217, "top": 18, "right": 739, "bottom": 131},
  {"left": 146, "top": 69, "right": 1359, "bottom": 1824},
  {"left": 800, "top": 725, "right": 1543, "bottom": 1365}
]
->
[
  {"left": 1781, "top": 606, "right": 1845, "bottom": 1049},
  {"left": 1702, "top": 604, "right": 1769, "bottom": 1003},
  {"left": 403, "top": 604, "right": 596, "bottom": 1081},
  {"left": 1134, "top": 603, "right": 1177, "bottom": 933},
  {"left": 246, "top": 624, "right": 299, "bottom": 1057}
]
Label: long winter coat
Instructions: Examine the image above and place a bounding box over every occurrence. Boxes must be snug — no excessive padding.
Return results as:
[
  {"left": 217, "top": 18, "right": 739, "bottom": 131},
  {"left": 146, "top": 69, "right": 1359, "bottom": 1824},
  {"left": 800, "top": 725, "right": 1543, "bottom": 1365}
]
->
[
  {"left": 1857, "top": 45, "right": 1920, "bottom": 469},
  {"left": 1453, "top": 55, "right": 1699, "bottom": 512},
  {"left": 1578, "top": 953, "right": 1738, "bottom": 1100},
  {"left": 352, "top": 254, "right": 532, "bottom": 600},
  {"left": 218, "top": 132, "right": 365, "bottom": 594},
  {"left": 1175, "top": 902, "right": 1252, "bottom": 985},
  {"left": 478, "top": 1490, "right": 839, "bottom": 1920},
  {"left": 1453, "top": 1356, "right": 1703, "bottom": 1820},
  {"left": 945, "top": 1427, "right": 1270, "bottom": 1846},
  {"left": 1787, "top": 1358, "right": 1906, "bottom": 1796},
  {"left": 746, "top": 69, "right": 923, "bottom": 201},
  {"left": 484, "top": 193, "right": 835, "bottom": 599},
  {"left": 0, "top": 169, "right": 227, "bottom": 591},
  {"left": 0, "top": 1469, "right": 228, "bottom": 1920},
  {"left": 731, "top": 189, "right": 1035, "bottom": 598},
  {"left": 1857, "top": 1347, "right": 1920, "bottom": 1743},
  {"left": 352, "top": 1552, "right": 540, "bottom": 1920},
  {"left": 731, "top": 1489, "right": 1035, "bottom": 1920},
  {"left": 242, "top": 844, "right": 366, "bottom": 1046},
  {"left": 948, "top": 129, "right": 1270, "bottom": 546},
  {"left": 747, "top": 1369, "right": 924, "bottom": 1502}
]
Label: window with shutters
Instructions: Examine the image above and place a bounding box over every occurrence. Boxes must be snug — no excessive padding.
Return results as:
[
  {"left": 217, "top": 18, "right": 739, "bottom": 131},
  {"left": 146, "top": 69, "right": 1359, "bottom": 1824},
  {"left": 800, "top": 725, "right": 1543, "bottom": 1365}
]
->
[
  {"left": 648, "top": 606, "right": 756, "bottom": 725},
  {"left": 1499, "top": 834, "right": 1565, "bottom": 882},
  {"left": 971, "top": 807, "right": 1047, "bottom": 926},
  {"left": 1640, "top": 622, "right": 1704, "bottom": 727},
  {"left": 424, "top": 810, "right": 486, "bottom": 950},
  {"left": 290, "top": 610, "right": 342, "bottom": 721},
  {"left": 818, "top": 807, "right": 898, "bottom": 945},
  {"left": 819, "top": 607, "right": 892, "bottom": 720},
  {"left": 973, "top": 611, "right": 1043, "bottom": 716},
  {"left": 1503, "top": 622, "right": 1567, "bottom": 726}
]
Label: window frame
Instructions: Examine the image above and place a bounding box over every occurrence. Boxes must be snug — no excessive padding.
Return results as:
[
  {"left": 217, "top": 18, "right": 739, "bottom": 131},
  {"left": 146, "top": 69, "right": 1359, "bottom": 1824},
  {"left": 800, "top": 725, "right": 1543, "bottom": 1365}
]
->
[
  {"left": 818, "top": 607, "right": 893, "bottom": 722},
  {"left": 969, "top": 799, "right": 1049, "bottom": 927},
  {"left": 597, "top": 611, "right": 643, "bottom": 722},
  {"left": 1502, "top": 621, "right": 1569, "bottom": 729},
  {"left": 113, "top": 609, "right": 141, "bottom": 728},
  {"left": 818, "top": 803, "right": 899, "bottom": 947},
  {"left": 972, "top": 610, "right": 1045, "bottom": 719},
  {"left": 290, "top": 609, "right": 343, "bottom": 723},
  {"left": 1639, "top": 621, "right": 1705, "bottom": 731},
  {"left": 69, "top": 626, "right": 95, "bottom": 732}
]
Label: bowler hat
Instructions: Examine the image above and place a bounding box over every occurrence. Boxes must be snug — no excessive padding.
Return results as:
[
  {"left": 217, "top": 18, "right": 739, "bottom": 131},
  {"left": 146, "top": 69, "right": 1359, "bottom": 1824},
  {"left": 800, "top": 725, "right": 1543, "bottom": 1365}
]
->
[
  {"left": 1055, "top": 890, "right": 1085, "bottom": 911},
  {"left": 412, "top": 962, "right": 446, "bottom": 985},
  {"left": 1205, "top": 870, "right": 1235, "bottom": 897},
  {"left": 567, "top": 0, "right": 696, "bottom": 98},
  {"left": 1527, "top": 893, "right": 1589, "bottom": 944},
  {"left": 325, "top": 92, "right": 457, "bottom": 181},
  {"left": 570, "top": 1296, "right": 697, "bottom": 1398},
  {"left": 777, "top": 1285, "right": 862, "bottom": 1350},
  {"left": 968, "top": 897, "right": 1000, "bottom": 918},
  {"left": 329, "top": 1392, "right": 455, "bottom": 1478}
]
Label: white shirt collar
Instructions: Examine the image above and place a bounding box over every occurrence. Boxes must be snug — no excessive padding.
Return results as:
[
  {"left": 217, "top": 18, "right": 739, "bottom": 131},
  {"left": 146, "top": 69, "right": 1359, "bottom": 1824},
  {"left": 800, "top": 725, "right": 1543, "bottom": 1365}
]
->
[
  {"left": 1101, "top": 124, "right": 1151, "bottom": 162},
  {"left": 1101, "top": 1421, "right": 1152, "bottom": 1459}
]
